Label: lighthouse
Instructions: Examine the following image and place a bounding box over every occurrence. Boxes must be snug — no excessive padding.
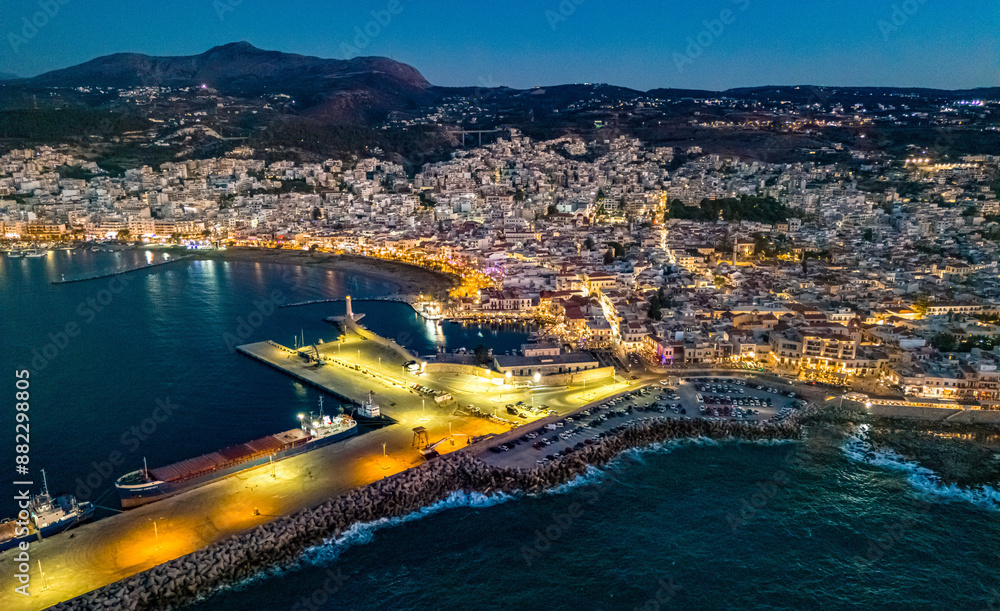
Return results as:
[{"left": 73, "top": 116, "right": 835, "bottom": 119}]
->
[{"left": 346, "top": 295, "right": 353, "bottom": 319}]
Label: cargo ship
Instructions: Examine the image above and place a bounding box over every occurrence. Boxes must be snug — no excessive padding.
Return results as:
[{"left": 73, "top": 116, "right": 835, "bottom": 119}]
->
[
  {"left": 115, "top": 401, "right": 357, "bottom": 509},
  {"left": 0, "top": 470, "right": 95, "bottom": 553}
]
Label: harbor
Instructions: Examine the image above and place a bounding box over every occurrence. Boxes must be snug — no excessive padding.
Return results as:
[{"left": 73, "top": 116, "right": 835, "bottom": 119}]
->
[{"left": 0, "top": 302, "right": 629, "bottom": 610}]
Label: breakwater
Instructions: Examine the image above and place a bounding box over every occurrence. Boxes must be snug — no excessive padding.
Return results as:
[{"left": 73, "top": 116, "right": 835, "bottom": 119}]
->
[
  {"left": 53, "top": 417, "right": 800, "bottom": 611},
  {"left": 52, "top": 255, "right": 192, "bottom": 284},
  {"left": 279, "top": 295, "right": 408, "bottom": 309}
]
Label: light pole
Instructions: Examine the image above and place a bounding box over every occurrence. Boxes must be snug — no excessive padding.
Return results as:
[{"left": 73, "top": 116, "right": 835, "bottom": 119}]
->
[
  {"left": 246, "top": 484, "right": 259, "bottom": 516},
  {"left": 37, "top": 561, "right": 48, "bottom": 592}
]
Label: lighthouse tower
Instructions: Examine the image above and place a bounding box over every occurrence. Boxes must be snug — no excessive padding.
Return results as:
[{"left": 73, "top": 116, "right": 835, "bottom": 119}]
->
[{"left": 345, "top": 295, "right": 353, "bottom": 319}]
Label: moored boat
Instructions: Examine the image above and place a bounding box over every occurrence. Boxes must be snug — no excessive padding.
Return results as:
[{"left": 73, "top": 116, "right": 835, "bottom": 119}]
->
[
  {"left": 115, "top": 400, "right": 358, "bottom": 509},
  {"left": 0, "top": 470, "right": 95, "bottom": 553}
]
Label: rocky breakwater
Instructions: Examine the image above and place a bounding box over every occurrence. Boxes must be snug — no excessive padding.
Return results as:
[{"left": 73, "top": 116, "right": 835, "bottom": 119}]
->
[{"left": 54, "top": 417, "right": 800, "bottom": 610}]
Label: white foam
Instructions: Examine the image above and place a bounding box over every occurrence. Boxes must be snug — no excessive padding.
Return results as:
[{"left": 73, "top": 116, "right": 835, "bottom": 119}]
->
[
  {"left": 843, "top": 425, "right": 999, "bottom": 512},
  {"left": 190, "top": 489, "right": 516, "bottom": 602},
  {"left": 544, "top": 465, "right": 605, "bottom": 494},
  {"left": 302, "top": 489, "right": 516, "bottom": 565}
]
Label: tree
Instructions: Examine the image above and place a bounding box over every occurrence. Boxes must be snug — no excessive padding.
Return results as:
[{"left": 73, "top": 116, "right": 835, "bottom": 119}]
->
[
  {"left": 801, "top": 254, "right": 808, "bottom": 276},
  {"left": 547, "top": 204, "right": 558, "bottom": 216},
  {"left": 116, "top": 229, "right": 130, "bottom": 241},
  {"left": 753, "top": 234, "right": 769, "bottom": 256},
  {"left": 912, "top": 295, "right": 930, "bottom": 318},
  {"left": 584, "top": 236, "right": 595, "bottom": 251},
  {"left": 714, "top": 275, "right": 726, "bottom": 290},
  {"left": 930, "top": 333, "right": 957, "bottom": 352},
  {"left": 603, "top": 248, "right": 614, "bottom": 265},
  {"left": 647, "top": 291, "right": 663, "bottom": 321},
  {"left": 473, "top": 344, "right": 491, "bottom": 366},
  {"left": 863, "top": 228, "right": 874, "bottom": 242}
]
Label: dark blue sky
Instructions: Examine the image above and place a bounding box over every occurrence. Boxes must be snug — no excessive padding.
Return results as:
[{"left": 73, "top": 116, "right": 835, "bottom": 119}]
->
[{"left": 3, "top": 0, "right": 998, "bottom": 90}]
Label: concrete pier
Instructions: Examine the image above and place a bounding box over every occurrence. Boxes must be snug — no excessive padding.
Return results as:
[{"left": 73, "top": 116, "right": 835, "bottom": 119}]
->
[{"left": 0, "top": 324, "right": 627, "bottom": 609}]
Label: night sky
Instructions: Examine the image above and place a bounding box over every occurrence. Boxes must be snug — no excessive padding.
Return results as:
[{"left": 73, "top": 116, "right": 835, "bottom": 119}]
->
[{"left": 3, "top": 0, "right": 998, "bottom": 90}]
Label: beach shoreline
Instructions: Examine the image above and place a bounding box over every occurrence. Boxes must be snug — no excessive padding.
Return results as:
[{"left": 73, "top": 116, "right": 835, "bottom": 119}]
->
[
  {"left": 181, "top": 247, "right": 459, "bottom": 299},
  {"left": 97, "top": 244, "right": 458, "bottom": 298}
]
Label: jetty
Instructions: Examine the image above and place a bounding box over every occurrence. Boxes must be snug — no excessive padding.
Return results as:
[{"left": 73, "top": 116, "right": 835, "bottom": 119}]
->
[
  {"left": 278, "top": 294, "right": 409, "bottom": 309},
  {"left": 51, "top": 255, "right": 192, "bottom": 284},
  {"left": 0, "top": 301, "right": 734, "bottom": 611},
  {"left": 50, "top": 416, "right": 800, "bottom": 610}
]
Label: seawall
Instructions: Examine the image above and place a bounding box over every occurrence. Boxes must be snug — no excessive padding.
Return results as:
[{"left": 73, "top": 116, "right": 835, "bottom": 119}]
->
[
  {"left": 869, "top": 404, "right": 1000, "bottom": 425},
  {"left": 53, "top": 417, "right": 800, "bottom": 610}
]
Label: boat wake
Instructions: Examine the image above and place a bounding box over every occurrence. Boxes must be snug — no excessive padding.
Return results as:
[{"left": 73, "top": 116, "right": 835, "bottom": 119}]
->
[{"left": 843, "top": 425, "right": 999, "bottom": 512}]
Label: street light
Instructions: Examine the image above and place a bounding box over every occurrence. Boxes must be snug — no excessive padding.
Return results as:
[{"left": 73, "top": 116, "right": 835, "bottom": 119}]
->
[{"left": 246, "top": 484, "right": 260, "bottom": 516}]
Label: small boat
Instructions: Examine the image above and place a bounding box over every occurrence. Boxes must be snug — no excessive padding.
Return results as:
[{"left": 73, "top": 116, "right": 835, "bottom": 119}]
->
[
  {"left": 0, "top": 470, "right": 95, "bottom": 553},
  {"left": 23, "top": 249, "right": 48, "bottom": 258}
]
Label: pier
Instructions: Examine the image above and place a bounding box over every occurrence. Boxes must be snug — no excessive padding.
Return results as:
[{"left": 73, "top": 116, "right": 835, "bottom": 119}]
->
[
  {"left": 51, "top": 255, "right": 192, "bottom": 284},
  {"left": 278, "top": 294, "right": 410, "bottom": 309},
  {"left": 0, "top": 306, "right": 627, "bottom": 610}
]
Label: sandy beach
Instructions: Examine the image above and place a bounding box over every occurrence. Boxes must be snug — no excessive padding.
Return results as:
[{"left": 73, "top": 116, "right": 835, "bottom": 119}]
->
[{"left": 160, "top": 247, "right": 459, "bottom": 298}]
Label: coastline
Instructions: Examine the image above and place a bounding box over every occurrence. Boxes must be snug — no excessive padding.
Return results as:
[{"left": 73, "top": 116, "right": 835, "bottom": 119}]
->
[
  {"left": 160, "top": 246, "right": 460, "bottom": 298},
  {"left": 803, "top": 400, "right": 1000, "bottom": 490},
  {"left": 53, "top": 417, "right": 801, "bottom": 611}
]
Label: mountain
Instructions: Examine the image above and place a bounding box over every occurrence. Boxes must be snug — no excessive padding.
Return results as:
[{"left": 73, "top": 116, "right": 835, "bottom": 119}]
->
[
  {"left": 0, "top": 72, "right": 19, "bottom": 81},
  {"left": 24, "top": 42, "right": 432, "bottom": 122}
]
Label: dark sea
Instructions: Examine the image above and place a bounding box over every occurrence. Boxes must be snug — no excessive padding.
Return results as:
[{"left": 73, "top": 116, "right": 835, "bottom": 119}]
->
[{"left": 3, "top": 250, "right": 998, "bottom": 610}]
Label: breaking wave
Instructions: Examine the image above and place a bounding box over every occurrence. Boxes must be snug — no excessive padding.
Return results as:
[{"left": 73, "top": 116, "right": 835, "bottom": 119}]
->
[{"left": 843, "top": 425, "right": 999, "bottom": 512}]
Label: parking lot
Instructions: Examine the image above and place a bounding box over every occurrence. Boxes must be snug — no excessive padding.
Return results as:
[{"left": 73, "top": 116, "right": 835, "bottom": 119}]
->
[{"left": 479, "top": 375, "right": 806, "bottom": 469}]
